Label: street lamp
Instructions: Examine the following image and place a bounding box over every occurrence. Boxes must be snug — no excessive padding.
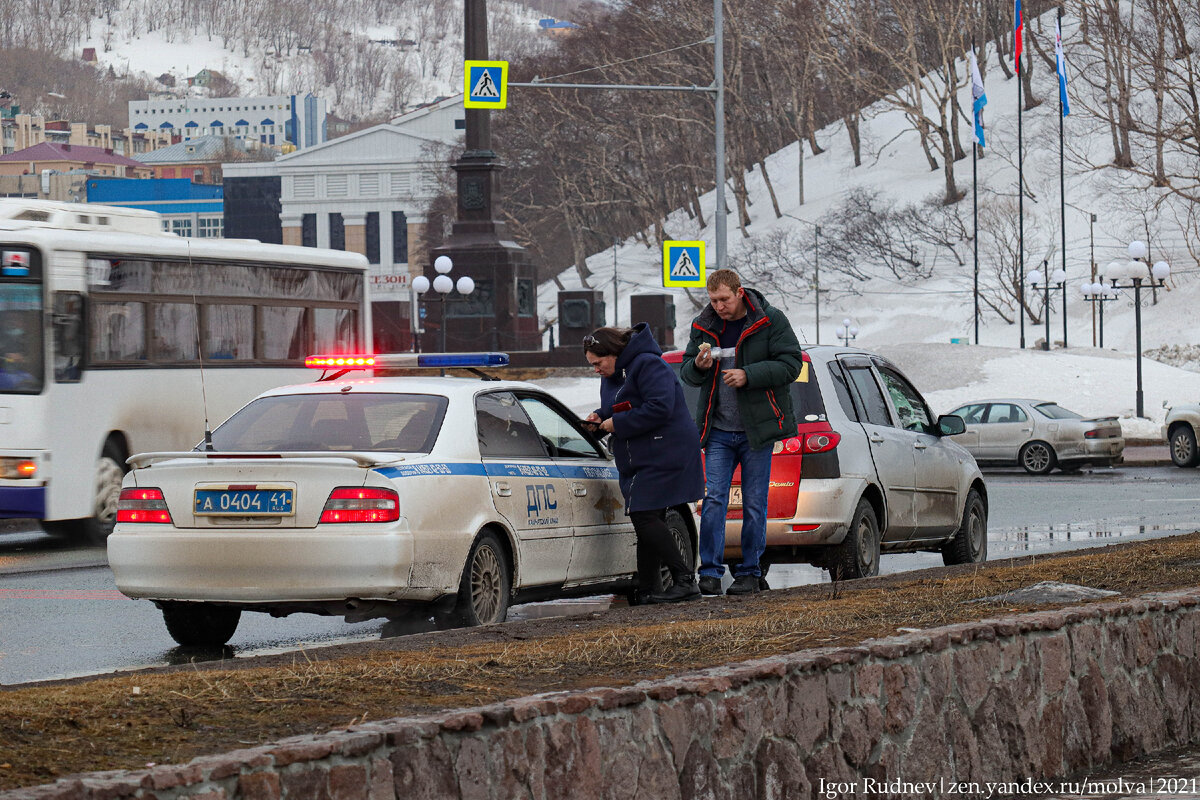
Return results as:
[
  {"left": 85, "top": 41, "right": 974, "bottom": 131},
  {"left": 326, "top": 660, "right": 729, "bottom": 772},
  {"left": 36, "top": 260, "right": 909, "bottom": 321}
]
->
[
  {"left": 1079, "top": 281, "right": 1119, "bottom": 348},
  {"left": 835, "top": 317, "right": 859, "bottom": 346},
  {"left": 1027, "top": 260, "right": 1068, "bottom": 351},
  {"left": 412, "top": 255, "right": 476, "bottom": 353},
  {"left": 1097, "top": 241, "right": 1170, "bottom": 418}
]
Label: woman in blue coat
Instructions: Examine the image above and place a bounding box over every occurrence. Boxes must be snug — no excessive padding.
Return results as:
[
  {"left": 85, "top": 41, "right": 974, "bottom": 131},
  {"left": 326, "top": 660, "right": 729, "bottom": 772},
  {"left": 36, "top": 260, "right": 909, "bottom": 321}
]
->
[{"left": 584, "top": 323, "right": 704, "bottom": 603}]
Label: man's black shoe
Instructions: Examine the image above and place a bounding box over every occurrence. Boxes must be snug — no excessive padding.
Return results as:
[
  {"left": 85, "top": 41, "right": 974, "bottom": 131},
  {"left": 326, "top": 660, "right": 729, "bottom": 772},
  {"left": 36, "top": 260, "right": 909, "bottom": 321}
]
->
[
  {"left": 698, "top": 576, "right": 723, "bottom": 596},
  {"left": 726, "top": 574, "right": 761, "bottom": 595},
  {"left": 649, "top": 578, "right": 701, "bottom": 604}
]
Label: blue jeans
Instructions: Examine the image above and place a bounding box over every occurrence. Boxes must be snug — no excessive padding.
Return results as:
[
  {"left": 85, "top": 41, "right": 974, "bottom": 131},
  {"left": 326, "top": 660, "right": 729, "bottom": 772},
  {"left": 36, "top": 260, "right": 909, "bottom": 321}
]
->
[{"left": 699, "top": 429, "right": 773, "bottom": 579}]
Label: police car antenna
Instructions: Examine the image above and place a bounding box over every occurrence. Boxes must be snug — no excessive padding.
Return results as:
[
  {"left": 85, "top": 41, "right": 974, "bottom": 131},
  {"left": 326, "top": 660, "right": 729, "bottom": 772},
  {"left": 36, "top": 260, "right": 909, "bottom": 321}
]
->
[{"left": 186, "top": 241, "right": 214, "bottom": 450}]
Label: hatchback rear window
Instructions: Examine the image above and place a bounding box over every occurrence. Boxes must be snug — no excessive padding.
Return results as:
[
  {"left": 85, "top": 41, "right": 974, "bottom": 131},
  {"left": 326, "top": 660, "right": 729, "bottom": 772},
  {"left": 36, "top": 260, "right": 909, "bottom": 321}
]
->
[{"left": 210, "top": 393, "right": 448, "bottom": 453}]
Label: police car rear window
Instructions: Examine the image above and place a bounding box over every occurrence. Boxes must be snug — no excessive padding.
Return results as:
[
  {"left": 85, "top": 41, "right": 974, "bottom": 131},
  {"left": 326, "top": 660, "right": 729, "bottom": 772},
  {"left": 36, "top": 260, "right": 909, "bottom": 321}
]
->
[{"left": 210, "top": 393, "right": 448, "bottom": 453}]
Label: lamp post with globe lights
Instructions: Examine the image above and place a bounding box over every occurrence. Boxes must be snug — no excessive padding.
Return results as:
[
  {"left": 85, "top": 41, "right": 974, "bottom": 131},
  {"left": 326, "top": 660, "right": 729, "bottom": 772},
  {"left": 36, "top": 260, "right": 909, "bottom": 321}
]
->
[
  {"left": 836, "top": 318, "right": 859, "bottom": 347},
  {"left": 1027, "top": 260, "right": 1069, "bottom": 350},
  {"left": 1079, "top": 281, "right": 1119, "bottom": 348},
  {"left": 411, "top": 255, "right": 476, "bottom": 353},
  {"left": 1097, "top": 241, "right": 1170, "bottom": 418}
]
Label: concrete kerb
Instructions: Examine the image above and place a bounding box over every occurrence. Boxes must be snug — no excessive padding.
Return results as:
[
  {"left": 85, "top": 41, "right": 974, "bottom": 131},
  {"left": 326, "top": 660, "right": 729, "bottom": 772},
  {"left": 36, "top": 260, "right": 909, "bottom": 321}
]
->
[{"left": 6, "top": 587, "right": 1200, "bottom": 800}]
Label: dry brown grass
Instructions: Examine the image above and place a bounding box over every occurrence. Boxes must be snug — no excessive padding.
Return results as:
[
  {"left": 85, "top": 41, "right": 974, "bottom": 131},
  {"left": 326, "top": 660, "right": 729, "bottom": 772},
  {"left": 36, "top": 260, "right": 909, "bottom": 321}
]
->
[{"left": 3, "top": 534, "right": 1200, "bottom": 790}]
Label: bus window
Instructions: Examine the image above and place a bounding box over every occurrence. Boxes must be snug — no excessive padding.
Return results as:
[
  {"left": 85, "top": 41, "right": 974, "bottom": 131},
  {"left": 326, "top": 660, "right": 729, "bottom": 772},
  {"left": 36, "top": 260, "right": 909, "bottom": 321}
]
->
[
  {"left": 0, "top": 284, "right": 42, "bottom": 393},
  {"left": 261, "top": 306, "right": 308, "bottom": 360},
  {"left": 53, "top": 292, "right": 84, "bottom": 383},
  {"left": 152, "top": 303, "right": 199, "bottom": 362},
  {"left": 314, "top": 307, "right": 359, "bottom": 352},
  {"left": 90, "top": 302, "right": 147, "bottom": 362},
  {"left": 204, "top": 304, "right": 253, "bottom": 360}
]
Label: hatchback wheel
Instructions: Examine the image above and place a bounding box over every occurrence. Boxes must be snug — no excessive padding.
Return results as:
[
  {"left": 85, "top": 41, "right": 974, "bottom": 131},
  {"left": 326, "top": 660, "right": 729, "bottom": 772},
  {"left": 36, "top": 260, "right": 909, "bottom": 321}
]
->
[
  {"left": 160, "top": 602, "right": 241, "bottom": 647},
  {"left": 827, "top": 498, "right": 880, "bottom": 580},
  {"left": 1170, "top": 425, "right": 1200, "bottom": 468},
  {"left": 1019, "top": 441, "right": 1056, "bottom": 475},
  {"left": 942, "top": 488, "right": 988, "bottom": 566},
  {"left": 449, "top": 531, "right": 510, "bottom": 627}
]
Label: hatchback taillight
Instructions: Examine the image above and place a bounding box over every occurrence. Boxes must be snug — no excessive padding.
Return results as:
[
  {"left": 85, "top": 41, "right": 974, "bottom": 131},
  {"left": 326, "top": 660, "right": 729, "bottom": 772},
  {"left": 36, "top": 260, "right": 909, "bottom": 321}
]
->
[
  {"left": 117, "top": 488, "right": 173, "bottom": 524},
  {"left": 803, "top": 431, "right": 841, "bottom": 453},
  {"left": 320, "top": 487, "right": 400, "bottom": 523}
]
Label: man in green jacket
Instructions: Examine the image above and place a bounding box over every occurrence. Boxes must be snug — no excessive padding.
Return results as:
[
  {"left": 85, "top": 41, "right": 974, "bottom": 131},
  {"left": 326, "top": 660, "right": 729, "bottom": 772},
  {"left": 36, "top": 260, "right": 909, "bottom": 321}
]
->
[{"left": 679, "top": 269, "right": 803, "bottom": 595}]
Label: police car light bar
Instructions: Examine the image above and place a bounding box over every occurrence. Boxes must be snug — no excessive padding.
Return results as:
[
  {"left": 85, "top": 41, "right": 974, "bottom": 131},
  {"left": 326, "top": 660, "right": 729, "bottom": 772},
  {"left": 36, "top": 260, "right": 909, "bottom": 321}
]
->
[{"left": 304, "top": 353, "right": 510, "bottom": 370}]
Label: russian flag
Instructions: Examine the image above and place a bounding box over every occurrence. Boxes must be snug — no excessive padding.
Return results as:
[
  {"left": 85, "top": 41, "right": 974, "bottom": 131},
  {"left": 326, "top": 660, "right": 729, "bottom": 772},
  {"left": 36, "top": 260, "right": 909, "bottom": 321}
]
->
[
  {"left": 969, "top": 50, "right": 988, "bottom": 148},
  {"left": 1014, "top": 0, "right": 1023, "bottom": 74}
]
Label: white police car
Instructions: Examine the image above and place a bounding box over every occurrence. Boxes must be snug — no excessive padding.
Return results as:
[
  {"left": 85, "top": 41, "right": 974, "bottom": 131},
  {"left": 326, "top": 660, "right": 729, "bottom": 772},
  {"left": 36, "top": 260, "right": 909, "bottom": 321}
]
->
[{"left": 107, "top": 353, "right": 696, "bottom": 647}]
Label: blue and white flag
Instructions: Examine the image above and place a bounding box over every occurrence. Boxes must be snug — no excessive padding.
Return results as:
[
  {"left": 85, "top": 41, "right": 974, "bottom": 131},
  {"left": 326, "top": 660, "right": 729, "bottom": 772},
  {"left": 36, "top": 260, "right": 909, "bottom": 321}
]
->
[
  {"left": 1055, "top": 17, "right": 1071, "bottom": 115},
  {"left": 969, "top": 49, "right": 988, "bottom": 148}
]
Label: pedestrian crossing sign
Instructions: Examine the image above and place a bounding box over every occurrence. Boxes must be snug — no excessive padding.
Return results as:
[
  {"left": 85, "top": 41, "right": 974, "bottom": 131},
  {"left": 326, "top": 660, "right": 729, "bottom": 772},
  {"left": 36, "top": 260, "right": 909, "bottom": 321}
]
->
[
  {"left": 464, "top": 61, "right": 508, "bottom": 109},
  {"left": 663, "top": 240, "right": 705, "bottom": 287}
]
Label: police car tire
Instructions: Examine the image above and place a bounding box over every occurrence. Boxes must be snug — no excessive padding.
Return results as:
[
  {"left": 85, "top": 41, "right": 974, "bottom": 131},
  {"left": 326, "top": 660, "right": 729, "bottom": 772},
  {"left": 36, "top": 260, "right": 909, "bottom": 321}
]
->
[
  {"left": 452, "top": 531, "right": 510, "bottom": 627},
  {"left": 656, "top": 509, "right": 693, "bottom": 593},
  {"left": 160, "top": 602, "right": 241, "bottom": 647}
]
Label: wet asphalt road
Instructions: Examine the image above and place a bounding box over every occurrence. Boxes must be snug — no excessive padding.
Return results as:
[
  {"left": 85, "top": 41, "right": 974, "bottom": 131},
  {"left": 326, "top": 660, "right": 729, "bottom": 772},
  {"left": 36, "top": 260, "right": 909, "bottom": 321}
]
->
[{"left": 2, "top": 464, "right": 1198, "bottom": 686}]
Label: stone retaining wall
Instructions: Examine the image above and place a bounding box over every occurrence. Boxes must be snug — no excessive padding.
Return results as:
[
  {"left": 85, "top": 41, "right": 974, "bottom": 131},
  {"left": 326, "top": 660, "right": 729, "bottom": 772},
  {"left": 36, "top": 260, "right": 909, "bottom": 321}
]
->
[{"left": 7, "top": 589, "right": 1200, "bottom": 800}]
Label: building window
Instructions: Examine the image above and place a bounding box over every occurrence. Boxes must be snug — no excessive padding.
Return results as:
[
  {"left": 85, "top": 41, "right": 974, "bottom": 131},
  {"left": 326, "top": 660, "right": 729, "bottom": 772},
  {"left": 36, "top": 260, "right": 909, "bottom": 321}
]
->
[
  {"left": 365, "top": 212, "right": 379, "bottom": 264},
  {"left": 170, "top": 218, "right": 193, "bottom": 237},
  {"left": 301, "top": 214, "right": 316, "bottom": 247},
  {"left": 329, "top": 213, "right": 345, "bottom": 250},
  {"left": 198, "top": 217, "right": 223, "bottom": 238},
  {"left": 391, "top": 211, "right": 408, "bottom": 263}
]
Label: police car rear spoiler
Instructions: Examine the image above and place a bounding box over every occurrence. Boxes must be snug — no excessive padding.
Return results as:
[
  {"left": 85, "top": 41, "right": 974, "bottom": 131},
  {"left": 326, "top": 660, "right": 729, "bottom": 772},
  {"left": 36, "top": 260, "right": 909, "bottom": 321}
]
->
[{"left": 127, "top": 452, "right": 407, "bottom": 469}]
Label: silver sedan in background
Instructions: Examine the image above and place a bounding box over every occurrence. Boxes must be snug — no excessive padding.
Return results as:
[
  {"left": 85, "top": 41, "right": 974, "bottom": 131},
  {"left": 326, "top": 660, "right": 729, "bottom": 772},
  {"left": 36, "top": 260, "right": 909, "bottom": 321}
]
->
[{"left": 945, "top": 399, "right": 1124, "bottom": 475}]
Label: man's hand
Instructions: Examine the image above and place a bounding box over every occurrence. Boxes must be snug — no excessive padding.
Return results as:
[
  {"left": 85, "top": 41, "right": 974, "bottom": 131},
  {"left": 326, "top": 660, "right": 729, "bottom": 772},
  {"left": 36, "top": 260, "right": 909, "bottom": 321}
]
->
[
  {"left": 694, "top": 344, "right": 714, "bottom": 370},
  {"left": 721, "top": 368, "right": 748, "bottom": 388}
]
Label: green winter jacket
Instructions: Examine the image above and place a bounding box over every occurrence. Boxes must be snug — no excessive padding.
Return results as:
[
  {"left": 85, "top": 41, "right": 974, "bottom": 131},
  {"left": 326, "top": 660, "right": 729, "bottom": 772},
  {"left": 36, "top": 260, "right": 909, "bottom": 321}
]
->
[{"left": 679, "top": 287, "right": 803, "bottom": 450}]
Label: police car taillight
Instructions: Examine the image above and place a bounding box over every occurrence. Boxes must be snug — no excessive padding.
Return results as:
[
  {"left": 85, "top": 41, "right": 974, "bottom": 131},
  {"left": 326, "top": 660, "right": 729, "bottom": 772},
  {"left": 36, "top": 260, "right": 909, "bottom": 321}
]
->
[
  {"left": 305, "top": 352, "right": 509, "bottom": 370},
  {"left": 320, "top": 487, "right": 399, "bottom": 523},
  {"left": 117, "top": 488, "right": 173, "bottom": 524}
]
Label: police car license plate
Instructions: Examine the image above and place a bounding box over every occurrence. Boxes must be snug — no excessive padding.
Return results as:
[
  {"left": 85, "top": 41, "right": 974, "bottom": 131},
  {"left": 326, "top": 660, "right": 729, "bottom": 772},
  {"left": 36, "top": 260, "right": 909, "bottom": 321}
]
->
[
  {"left": 194, "top": 487, "right": 294, "bottom": 516},
  {"left": 729, "top": 486, "right": 742, "bottom": 508}
]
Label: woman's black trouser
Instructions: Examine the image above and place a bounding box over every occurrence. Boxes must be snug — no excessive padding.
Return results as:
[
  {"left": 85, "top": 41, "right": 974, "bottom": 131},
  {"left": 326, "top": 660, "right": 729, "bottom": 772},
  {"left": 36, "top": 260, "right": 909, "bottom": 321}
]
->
[{"left": 628, "top": 508, "right": 690, "bottom": 592}]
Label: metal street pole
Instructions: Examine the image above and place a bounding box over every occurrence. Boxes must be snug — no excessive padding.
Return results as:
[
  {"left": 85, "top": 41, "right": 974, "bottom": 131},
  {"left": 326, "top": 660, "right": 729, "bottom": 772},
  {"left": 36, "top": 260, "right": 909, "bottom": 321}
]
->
[
  {"left": 1134, "top": 280, "right": 1144, "bottom": 417},
  {"left": 1042, "top": 260, "right": 1051, "bottom": 351},
  {"left": 1090, "top": 213, "right": 1096, "bottom": 346},
  {"left": 814, "top": 225, "right": 821, "bottom": 344},
  {"left": 714, "top": 0, "right": 725, "bottom": 270},
  {"left": 1061, "top": 279, "right": 1067, "bottom": 347},
  {"left": 439, "top": 293, "right": 447, "bottom": 354}
]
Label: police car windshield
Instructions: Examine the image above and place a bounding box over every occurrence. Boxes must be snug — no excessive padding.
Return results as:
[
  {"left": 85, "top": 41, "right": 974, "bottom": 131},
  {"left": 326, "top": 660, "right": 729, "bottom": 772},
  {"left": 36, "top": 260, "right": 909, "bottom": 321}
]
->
[
  {"left": 0, "top": 284, "right": 43, "bottom": 394},
  {"left": 210, "top": 393, "right": 448, "bottom": 453}
]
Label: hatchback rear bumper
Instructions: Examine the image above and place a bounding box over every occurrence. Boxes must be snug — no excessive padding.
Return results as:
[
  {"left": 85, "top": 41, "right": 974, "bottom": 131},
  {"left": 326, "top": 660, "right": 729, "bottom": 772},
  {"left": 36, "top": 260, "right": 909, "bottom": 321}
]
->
[
  {"left": 719, "top": 476, "right": 867, "bottom": 558},
  {"left": 108, "top": 525, "right": 435, "bottom": 603}
]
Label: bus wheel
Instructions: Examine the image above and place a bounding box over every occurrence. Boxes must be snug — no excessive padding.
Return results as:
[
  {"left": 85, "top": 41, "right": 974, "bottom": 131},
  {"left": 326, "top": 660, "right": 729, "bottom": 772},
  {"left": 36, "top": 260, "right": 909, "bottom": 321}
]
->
[{"left": 43, "top": 442, "right": 127, "bottom": 544}]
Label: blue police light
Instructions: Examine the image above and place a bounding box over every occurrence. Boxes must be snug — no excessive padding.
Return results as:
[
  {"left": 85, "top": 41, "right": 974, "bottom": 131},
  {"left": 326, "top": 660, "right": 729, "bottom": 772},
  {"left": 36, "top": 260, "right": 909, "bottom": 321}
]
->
[{"left": 415, "top": 353, "right": 510, "bottom": 368}]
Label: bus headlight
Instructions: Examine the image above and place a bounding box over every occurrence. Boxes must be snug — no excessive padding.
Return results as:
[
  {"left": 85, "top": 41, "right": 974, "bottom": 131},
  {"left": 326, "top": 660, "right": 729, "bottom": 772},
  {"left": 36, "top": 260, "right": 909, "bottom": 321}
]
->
[{"left": 0, "top": 458, "right": 37, "bottom": 479}]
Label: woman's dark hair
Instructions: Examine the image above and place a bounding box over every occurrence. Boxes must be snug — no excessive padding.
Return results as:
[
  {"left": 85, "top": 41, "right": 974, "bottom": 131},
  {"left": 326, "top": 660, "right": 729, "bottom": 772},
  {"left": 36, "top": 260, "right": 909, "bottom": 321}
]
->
[{"left": 582, "top": 327, "right": 633, "bottom": 357}]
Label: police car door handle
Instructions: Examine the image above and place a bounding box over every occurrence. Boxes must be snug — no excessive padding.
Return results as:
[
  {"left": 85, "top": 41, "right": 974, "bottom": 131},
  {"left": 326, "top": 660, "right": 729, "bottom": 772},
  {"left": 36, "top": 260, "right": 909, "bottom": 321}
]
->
[
  {"left": 493, "top": 481, "right": 512, "bottom": 497},
  {"left": 569, "top": 482, "right": 588, "bottom": 497}
]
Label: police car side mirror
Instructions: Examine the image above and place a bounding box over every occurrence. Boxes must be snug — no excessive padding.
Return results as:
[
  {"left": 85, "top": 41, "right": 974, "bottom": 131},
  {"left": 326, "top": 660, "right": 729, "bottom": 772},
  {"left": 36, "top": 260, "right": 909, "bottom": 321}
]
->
[{"left": 938, "top": 414, "right": 966, "bottom": 436}]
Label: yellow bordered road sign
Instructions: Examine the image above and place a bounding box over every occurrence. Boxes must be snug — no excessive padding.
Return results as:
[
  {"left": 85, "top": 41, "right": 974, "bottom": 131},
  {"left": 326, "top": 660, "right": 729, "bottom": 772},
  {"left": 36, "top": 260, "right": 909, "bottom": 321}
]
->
[
  {"left": 663, "top": 240, "right": 705, "bottom": 287},
  {"left": 464, "top": 61, "right": 508, "bottom": 109}
]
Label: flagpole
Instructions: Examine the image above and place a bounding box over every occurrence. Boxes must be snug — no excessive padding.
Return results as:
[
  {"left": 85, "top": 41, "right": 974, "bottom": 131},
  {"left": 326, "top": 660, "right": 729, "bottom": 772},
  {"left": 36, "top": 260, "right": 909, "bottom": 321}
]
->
[
  {"left": 1018, "top": 3, "right": 1026, "bottom": 351},
  {"left": 1058, "top": 7, "right": 1068, "bottom": 349},
  {"left": 973, "top": 39, "right": 980, "bottom": 346}
]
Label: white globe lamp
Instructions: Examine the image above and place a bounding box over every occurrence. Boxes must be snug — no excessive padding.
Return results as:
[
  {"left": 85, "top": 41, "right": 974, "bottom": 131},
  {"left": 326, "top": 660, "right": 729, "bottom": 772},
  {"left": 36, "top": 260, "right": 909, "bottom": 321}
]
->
[
  {"left": 411, "top": 275, "right": 430, "bottom": 294},
  {"left": 1128, "top": 240, "right": 1147, "bottom": 260},
  {"left": 456, "top": 276, "right": 475, "bottom": 295},
  {"left": 1152, "top": 261, "right": 1171, "bottom": 282},
  {"left": 434, "top": 255, "right": 454, "bottom": 274},
  {"left": 432, "top": 274, "right": 453, "bottom": 294}
]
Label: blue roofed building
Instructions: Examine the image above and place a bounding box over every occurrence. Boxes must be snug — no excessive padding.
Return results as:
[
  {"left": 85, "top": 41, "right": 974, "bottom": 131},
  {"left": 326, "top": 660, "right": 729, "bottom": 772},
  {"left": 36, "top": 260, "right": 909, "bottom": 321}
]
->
[{"left": 85, "top": 177, "right": 224, "bottom": 238}]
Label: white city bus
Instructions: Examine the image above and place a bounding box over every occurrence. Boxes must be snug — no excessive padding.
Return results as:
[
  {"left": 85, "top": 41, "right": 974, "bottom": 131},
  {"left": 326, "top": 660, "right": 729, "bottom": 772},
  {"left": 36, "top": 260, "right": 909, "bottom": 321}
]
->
[{"left": 0, "top": 200, "right": 371, "bottom": 541}]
